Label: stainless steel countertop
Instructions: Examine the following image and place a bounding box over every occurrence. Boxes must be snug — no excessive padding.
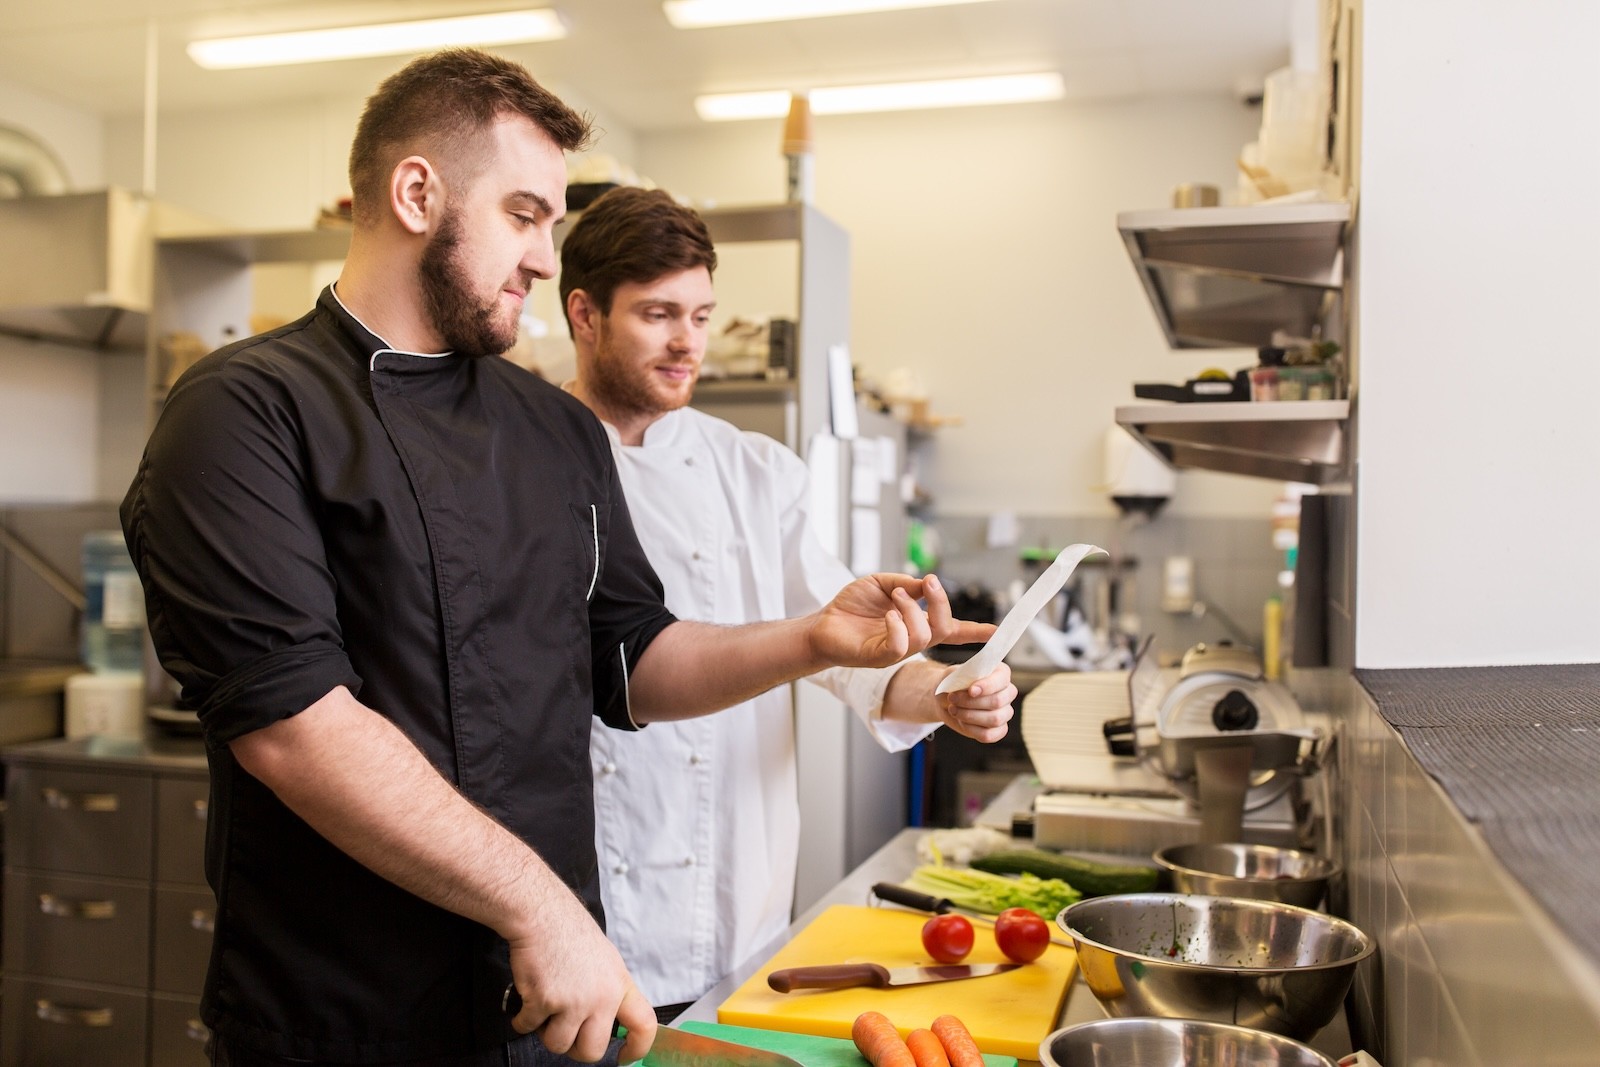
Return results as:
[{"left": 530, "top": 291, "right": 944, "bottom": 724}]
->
[{"left": 677, "top": 824, "right": 1354, "bottom": 1062}]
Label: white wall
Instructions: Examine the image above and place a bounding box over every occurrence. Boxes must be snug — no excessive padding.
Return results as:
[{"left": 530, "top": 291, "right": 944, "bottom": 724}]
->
[
  {"left": 1354, "top": 0, "right": 1600, "bottom": 666},
  {"left": 638, "top": 97, "right": 1281, "bottom": 519},
  {"left": 103, "top": 80, "right": 639, "bottom": 232}
]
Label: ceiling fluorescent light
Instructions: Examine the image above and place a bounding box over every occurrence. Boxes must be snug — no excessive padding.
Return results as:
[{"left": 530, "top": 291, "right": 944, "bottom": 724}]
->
[
  {"left": 665, "top": 0, "right": 996, "bottom": 29},
  {"left": 696, "top": 73, "right": 1065, "bottom": 121},
  {"left": 188, "top": 9, "right": 567, "bottom": 70}
]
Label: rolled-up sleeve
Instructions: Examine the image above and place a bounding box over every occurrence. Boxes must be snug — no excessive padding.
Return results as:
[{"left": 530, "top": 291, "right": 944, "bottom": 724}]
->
[{"left": 121, "top": 355, "right": 360, "bottom": 746}]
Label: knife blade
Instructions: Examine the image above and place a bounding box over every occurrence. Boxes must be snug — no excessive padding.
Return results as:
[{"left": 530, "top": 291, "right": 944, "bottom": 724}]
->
[
  {"left": 766, "top": 961, "right": 1019, "bottom": 993},
  {"left": 500, "top": 988, "right": 804, "bottom": 1067},
  {"left": 870, "top": 882, "right": 1075, "bottom": 949},
  {"left": 647, "top": 1023, "right": 808, "bottom": 1067}
]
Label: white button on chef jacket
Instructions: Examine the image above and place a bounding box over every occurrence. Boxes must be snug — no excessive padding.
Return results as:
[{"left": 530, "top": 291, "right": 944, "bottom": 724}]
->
[{"left": 588, "top": 406, "right": 934, "bottom": 1006}]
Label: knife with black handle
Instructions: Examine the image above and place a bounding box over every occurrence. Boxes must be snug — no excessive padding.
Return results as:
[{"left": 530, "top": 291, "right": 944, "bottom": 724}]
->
[{"left": 870, "top": 882, "right": 1074, "bottom": 948}]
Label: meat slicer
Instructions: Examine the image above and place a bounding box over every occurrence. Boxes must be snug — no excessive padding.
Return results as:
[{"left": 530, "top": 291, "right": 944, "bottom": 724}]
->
[{"left": 1016, "top": 641, "right": 1323, "bottom": 854}]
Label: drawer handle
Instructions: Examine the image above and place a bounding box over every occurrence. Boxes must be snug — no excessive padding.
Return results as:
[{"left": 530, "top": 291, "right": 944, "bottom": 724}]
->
[
  {"left": 38, "top": 893, "right": 116, "bottom": 920},
  {"left": 35, "top": 999, "right": 114, "bottom": 1028},
  {"left": 191, "top": 907, "right": 216, "bottom": 933},
  {"left": 192, "top": 798, "right": 209, "bottom": 819},
  {"left": 40, "top": 786, "right": 120, "bottom": 812},
  {"left": 186, "top": 1018, "right": 211, "bottom": 1043}
]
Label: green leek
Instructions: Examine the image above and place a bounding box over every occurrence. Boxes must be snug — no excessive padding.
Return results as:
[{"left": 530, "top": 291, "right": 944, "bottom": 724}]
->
[{"left": 906, "top": 863, "right": 1081, "bottom": 922}]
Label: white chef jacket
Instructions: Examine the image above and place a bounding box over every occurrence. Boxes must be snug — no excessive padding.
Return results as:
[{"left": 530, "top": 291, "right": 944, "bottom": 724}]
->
[{"left": 589, "top": 405, "right": 936, "bottom": 1005}]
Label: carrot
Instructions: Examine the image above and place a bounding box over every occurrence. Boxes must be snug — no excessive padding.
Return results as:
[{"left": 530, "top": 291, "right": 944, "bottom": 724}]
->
[
  {"left": 853, "top": 1011, "right": 915, "bottom": 1067},
  {"left": 931, "top": 1014, "right": 984, "bottom": 1067},
  {"left": 906, "top": 1028, "right": 950, "bottom": 1067}
]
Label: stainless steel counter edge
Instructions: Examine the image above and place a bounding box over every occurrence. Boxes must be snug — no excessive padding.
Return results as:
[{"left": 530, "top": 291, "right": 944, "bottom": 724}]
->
[{"left": 2, "top": 734, "right": 209, "bottom": 773}]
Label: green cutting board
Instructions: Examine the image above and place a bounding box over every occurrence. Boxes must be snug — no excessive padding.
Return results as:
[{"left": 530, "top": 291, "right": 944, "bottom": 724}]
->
[{"left": 667, "top": 1021, "right": 1019, "bottom": 1067}]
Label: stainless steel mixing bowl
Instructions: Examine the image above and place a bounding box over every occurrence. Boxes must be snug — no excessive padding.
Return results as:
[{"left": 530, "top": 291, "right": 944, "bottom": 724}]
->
[
  {"left": 1154, "top": 842, "right": 1339, "bottom": 909},
  {"left": 1039, "top": 1017, "right": 1339, "bottom": 1067},
  {"left": 1057, "top": 893, "right": 1373, "bottom": 1041}
]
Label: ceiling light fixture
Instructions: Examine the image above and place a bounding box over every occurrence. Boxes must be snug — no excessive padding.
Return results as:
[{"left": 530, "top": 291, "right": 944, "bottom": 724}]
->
[
  {"left": 187, "top": 9, "right": 568, "bottom": 70},
  {"left": 695, "top": 73, "right": 1065, "bottom": 120},
  {"left": 664, "top": 0, "right": 996, "bottom": 29}
]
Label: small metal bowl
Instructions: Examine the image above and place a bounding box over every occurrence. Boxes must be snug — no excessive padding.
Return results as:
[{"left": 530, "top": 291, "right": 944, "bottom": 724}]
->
[
  {"left": 1040, "top": 1017, "right": 1339, "bottom": 1067},
  {"left": 1057, "top": 893, "right": 1373, "bottom": 1042},
  {"left": 1154, "top": 842, "right": 1339, "bottom": 909}
]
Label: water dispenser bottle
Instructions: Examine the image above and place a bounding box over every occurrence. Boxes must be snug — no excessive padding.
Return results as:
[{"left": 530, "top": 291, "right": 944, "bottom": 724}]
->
[{"left": 81, "top": 530, "right": 145, "bottom": 674}]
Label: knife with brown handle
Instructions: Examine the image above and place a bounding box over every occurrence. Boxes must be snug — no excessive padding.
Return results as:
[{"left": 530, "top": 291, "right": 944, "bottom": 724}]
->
[{"left": 767, "top": 961, "right": 1018, "bottom": 992}]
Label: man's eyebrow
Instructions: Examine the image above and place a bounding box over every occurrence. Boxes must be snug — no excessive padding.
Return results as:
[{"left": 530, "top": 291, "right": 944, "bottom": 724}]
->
[{"left": 508, "top": 190, "right": 558, "bottom": 219}]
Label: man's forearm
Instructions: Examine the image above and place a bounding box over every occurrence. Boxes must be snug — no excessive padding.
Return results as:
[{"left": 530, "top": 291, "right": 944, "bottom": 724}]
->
[
  {"left": 229, "top": 685, "right": 574, "bottom": 942},
  {"left": 626, "top": 618, "right": 823, "bottom": 723}
]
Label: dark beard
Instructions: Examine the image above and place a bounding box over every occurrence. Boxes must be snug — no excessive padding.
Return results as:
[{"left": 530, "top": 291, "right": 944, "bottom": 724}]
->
[
  {"left": 418, "top": 207, "right": 520, "bottom": 357},
  {"left": 589, "top": 331, "right": 695, "bottom": 422}
]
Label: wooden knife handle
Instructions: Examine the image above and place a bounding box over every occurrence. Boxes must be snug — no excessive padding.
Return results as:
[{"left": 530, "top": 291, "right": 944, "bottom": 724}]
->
[{"left": 767, "top": 963, "right": 891, "bottom": 992}]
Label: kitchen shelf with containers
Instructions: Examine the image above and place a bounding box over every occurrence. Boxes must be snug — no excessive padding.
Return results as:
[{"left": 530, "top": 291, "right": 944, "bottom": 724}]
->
[{"left": 1115, "top": 201, "right": 1351, "bottom": 485}]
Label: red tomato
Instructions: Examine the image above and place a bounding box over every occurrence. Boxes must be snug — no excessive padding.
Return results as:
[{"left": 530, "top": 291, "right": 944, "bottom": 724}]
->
[
  {"left": 920, "top": 914, "right": 974, "bottom": 963},
  {"left": 992, "top": 907, "right": 1050, "bottom": 963}
]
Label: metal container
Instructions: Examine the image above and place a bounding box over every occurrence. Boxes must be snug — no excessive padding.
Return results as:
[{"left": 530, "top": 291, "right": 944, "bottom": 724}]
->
[
  {"left": 1040, "top": 1017, "right": 1338, "bottom": 1067},
  {"left": 1057, "top": 893, "right": 1373, "bottom": 1041},
  {"left": 1154, "top": 842, "right": 1338, "bottom": 909}
]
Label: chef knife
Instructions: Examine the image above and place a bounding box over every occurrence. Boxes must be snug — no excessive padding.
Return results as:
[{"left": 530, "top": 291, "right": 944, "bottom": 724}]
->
[
  {"left": 766, "top": 961, "right": 1019, "bottom": 993},
  {"left": 870, "top": 883, "right": 1075, "bottom": 949},
  {"left": 647, "top": 1023, "right": 808, "bottom": 1067},
  {"left": 501, "top": 988, "right": 805, "bottom": 1067}
]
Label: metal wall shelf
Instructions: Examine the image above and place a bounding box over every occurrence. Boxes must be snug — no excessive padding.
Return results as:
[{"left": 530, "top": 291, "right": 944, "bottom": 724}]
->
[
  {"left": 1116, "top": 400, "right": 1349, "bottom": 485},
  {"left": 1118, "top": 201, "right": 1349, "bottom": 350}
]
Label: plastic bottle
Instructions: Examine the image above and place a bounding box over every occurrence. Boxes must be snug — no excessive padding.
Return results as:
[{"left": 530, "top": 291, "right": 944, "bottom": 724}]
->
[{"left": 81, "top": 530, "right": 145, "bottom": 674}]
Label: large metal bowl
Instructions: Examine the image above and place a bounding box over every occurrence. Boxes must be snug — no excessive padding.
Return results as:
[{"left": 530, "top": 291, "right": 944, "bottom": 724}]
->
[
  {"left": 1057, "top": 893, "right": 1373, "bottom": 1041},
  {"left": 1039, "top": 1017, "right": 1339, "bottom": 1067},
  {"left": 1154, "top": 842, "right": 1339, "bottom": 909}
]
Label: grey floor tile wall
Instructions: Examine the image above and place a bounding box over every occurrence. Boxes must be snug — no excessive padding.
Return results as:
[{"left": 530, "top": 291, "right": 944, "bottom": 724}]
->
[{"left": 1330, "top": 673, "right": 1600, "bottom": 1065}]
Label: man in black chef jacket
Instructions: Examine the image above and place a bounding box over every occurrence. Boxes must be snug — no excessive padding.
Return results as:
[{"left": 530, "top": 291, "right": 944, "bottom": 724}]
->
[{"left": 121, "top": 49, "right": 993, "bottom": 1067}]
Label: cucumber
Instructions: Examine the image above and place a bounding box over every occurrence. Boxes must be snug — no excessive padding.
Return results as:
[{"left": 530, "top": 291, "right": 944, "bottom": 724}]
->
[{"left": 971, "top": 848, "right": 1159, "bottom": 897}]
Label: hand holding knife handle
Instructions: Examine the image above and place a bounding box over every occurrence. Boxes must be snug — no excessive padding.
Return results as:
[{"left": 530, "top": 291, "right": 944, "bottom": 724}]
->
[{"left": 768, "top": 964, "right": 892, "bottom": 992}]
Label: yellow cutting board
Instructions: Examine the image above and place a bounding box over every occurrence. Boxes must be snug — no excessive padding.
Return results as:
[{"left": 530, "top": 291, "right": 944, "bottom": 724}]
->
[{"left": 717, "top": 905, "right": 1077, "bottom": 1061}]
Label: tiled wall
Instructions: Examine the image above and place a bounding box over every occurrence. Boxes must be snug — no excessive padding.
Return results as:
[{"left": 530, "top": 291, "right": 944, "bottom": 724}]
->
[
  {"left": 928, "top": 512, "right": 1286, "bottom": 661},
  {"left": 1329, "top": 672, "right": 1600, "bottom": 1065}
]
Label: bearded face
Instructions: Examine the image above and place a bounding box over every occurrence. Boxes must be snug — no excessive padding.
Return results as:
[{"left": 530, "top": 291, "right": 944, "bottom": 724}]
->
[{"left": 418, "top": 203, "right": 525, "bottom": 357}]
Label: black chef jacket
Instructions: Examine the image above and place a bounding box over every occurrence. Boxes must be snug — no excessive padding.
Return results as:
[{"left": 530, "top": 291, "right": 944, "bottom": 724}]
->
[{"left": 121, "top": 287, "right": 677, "bottom": 1063}]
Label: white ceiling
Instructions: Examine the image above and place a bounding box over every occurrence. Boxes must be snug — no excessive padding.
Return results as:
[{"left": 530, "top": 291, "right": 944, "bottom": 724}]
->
[{"left": 0, "top": 0, "right": 1296, "bottom": 132}]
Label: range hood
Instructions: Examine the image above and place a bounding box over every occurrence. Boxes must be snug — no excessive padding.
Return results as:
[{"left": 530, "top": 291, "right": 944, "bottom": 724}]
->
[
  {"left": 1118, "top": 201, "right": 1350, "bottom": 349},
  {"left": 0, "top": 188, "right": 155, "bottom": 351}
]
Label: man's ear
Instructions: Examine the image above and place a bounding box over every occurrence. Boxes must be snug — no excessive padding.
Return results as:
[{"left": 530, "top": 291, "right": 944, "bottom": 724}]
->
[
  {"left": 390, "top": 156, "right": 440, "bottom": 235},
  {"left": 567, "top": 289, "right": 602, "bottom": 344}
]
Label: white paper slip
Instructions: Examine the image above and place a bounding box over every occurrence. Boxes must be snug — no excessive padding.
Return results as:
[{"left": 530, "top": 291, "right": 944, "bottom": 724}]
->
[{"left": 934, "top": 543, "right": 1107, "bottom": 695}]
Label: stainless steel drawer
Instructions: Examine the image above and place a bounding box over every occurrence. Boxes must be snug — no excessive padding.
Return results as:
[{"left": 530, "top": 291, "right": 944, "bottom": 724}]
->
[
  {"left": 2, "top": 870, "right": 151, "bottom": 987},
  {"left": 155, "top": 776, "right": 209, "bottom": 886},
  {"left": 7, "top": 765, "right": 153, "bottom": 878},
  {"left": 150, "top": 993, "right": 211, "bottom": 1067},
  {"left": 152, "top": 885, "right": 214, "bottom": 995},
  {"left": 0, "top": 975, "right": 148, "bottom": 1067}
]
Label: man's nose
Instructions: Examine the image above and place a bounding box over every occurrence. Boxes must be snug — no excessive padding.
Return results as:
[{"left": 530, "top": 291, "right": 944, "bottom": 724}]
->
[{"left": 523, "top": 232, "right": 558, "bottom": 280}]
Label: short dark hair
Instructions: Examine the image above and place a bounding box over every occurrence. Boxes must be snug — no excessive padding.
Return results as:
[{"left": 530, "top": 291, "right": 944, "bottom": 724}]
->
[
  {"left": 348, "top": 48, "right": 593, "bottom": 225},
  {"left": 559, "top": 187, "right": 718, "bottom": 335}
]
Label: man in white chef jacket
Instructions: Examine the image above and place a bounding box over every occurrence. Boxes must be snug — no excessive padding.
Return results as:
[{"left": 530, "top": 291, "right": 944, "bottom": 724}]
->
[{"left": 559, "top": 187, "right": 1016, "bottom": 1020}]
